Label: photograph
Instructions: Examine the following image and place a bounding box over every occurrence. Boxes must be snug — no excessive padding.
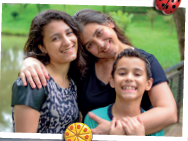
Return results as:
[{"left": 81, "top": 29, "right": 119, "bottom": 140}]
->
[{"left": 0, "top": 0, "right": 186, "bottom": 140}]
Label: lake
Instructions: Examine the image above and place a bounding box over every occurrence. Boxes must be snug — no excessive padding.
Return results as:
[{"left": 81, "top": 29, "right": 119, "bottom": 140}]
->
[{"left": 0, "top": 35, "right": 27, "bottom": 132}]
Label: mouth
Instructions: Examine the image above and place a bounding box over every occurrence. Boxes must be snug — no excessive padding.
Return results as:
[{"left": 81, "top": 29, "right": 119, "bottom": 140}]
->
[
  {"left": 61, "top": 46, "right": 74, "bottom": 54},
  {"left": 122, "top": 85, "right": 137, "bottom": 92},
  {"left": 102, "top": 41, "right": 111, "bottom": 53}
]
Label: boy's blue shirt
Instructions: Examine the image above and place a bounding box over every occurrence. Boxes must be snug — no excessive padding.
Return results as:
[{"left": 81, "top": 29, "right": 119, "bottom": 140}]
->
[{"left": 84, "top": 104, "right": 164, "bottom": 136}]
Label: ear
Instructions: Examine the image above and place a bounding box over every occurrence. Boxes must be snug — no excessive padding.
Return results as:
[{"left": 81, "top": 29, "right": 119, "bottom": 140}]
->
[
  {"left": 145, "top": 78, "right": 153, "bottom": 91},
  {"left": 110, "top": 75, "right": 115, "bottom": 88},
  {"left": 38, "top": 44, "right": 47, "bottom": 53}
]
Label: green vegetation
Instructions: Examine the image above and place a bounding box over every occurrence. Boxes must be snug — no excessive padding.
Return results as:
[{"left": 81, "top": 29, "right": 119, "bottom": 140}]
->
[
  {"left": 163, "top": 15, "right": 174, "bottom": 36},
  {"left": 109, "top": 10, "right": 134, "bottom": 31},
  {"left": 146, "top": 9, "right": 158, "bottom": 29},
  {"left": 1, "top": 35, "right": 27, "bottom": 50},
  {"left": 1, "top": 3, "right": 180, "bottom": 69},
  {"left": 126, "top": 14, "right": 179, "bottom": 69}
]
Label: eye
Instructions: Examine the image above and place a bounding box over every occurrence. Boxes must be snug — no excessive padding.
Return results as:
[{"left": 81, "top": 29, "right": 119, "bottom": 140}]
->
[
  {"left": 52, "top": 36, "right": 59, "bottom": 41},
  {"left": 97, "top": 30, "right": 103, "bottom": 36},
  {"left": 67, "top": 31, "right": 73, "bottom": 35},
  {"left": 119, "top": 72, "right": 126, "bottom": 76},
  {"left": 135, "top": 73, "right": 141, "bottom": 76},
  {"left": 87, "top": 43, "right": 93, "bottom": 49}
]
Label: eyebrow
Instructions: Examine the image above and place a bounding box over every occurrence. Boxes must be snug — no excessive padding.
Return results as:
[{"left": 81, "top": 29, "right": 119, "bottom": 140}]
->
[
  {"left": 84, "top": 28, "right": 100, "bottom": 46},
  {"left": 49, "top": 28, "right": 72, "bottom": 39},
  {"left": 117, "top": 67, "right": 144, "bottom": 72}
]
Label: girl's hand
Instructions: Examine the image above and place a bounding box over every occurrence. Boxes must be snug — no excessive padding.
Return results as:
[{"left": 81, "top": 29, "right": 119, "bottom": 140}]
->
[
  {"left": 20, "top": 57, "right": 49, "bottom": 89},
  {"left": 121, "top": 116, "right": 145, "bottom": 136},
  {"left": 109, "top": 117, "right": 125, "bottom": 135}
]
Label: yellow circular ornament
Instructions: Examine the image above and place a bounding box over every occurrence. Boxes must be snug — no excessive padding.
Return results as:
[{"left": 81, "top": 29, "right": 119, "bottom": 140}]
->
[{"left": 64, "top": 122, "right": 93, "bottom": 141}]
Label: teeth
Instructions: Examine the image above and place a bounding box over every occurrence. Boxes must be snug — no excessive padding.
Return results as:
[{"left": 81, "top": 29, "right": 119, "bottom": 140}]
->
[
  {"left": 123, "top": 86, "right": 136, "bottom": 90},
  {"left": 62, "top": 47, "right": 73, "bottom": 53},
  {"left": 103, "top": 44, "right": 110, "bottom": 52}
]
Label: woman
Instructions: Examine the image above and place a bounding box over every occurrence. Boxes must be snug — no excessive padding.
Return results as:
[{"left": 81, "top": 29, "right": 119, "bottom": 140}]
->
[
  {"left": 11, "top": 9, "right": 82, "bottom": 133},
  {"left": 19, "top": 9, "right": 177, "bottom": 135}
]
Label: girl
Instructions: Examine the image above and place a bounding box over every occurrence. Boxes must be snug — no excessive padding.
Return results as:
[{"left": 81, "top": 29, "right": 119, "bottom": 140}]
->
[{"left": 11, "top": 9, "right": 82, "bottom": 133}]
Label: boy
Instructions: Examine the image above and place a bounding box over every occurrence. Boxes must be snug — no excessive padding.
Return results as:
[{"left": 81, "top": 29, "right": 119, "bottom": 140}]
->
[{"left": 84, "top": 49, "right": 164, "bottom": 136}]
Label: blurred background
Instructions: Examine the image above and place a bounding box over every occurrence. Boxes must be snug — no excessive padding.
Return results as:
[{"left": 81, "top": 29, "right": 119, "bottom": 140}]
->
[{"left": 1, "top": 3, "right": 185, "bottom": 136}]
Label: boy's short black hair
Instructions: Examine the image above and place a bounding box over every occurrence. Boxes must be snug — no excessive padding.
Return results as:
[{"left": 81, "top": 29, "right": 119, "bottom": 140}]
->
[{"left": 111, "top": 49, "right": 152, "bottom": 80}]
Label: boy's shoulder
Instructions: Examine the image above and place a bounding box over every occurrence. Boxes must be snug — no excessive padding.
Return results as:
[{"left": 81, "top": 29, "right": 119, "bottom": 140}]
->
[{"left": 90, "top": 105, "right": 111, "bottom": 120}]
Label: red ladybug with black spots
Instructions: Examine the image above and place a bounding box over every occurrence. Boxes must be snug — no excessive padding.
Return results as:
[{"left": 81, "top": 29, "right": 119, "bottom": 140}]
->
[
  {"left": 155, "top": 0, "right": 169, "bottom": 10},
  {"left": 163, "top": 0, "right": 181, "bottom": 14},
  {"left": 155, "top": 0, "right": 181, "bottom": 15}
]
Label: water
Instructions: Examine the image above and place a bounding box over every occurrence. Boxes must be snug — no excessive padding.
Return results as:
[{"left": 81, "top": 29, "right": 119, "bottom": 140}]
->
[{"left": 0, "top": 35, "right": 26, "bottom": 132}]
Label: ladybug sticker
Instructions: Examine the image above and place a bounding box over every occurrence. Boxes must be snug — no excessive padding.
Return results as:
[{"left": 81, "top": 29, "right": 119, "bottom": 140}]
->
[{"left": 155, "top": 0, "right": 181, "bottom": 15}]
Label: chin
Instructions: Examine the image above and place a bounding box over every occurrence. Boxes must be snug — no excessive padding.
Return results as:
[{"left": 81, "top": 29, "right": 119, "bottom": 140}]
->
[
  {"left": 67, "top": 54, "right": 77, "bottom": 62},
  {"left": 121, "top": 94, "right": 137, "bottom": 100}
]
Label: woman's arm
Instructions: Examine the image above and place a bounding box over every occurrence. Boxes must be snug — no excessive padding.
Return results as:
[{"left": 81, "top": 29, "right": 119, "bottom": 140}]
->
[
  {"left": 14, "top": 105, "right": 40, "bottom": 132},
  {"left": 140, "top": 81, "right": 177, "bottom": 135},
  {"left": 20, "top": 57, "right": 49, "bottom": 89}
]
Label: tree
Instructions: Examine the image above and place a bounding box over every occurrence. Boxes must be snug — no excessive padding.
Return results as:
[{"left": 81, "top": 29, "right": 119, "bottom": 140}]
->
[
  {"left": 173, "top": 8, "right": 185, "bottom": 60},
  {"left": 146, "top": 9, "right": 158, "bottom": 29},
  {"left": 11, "top": 11, "right": 19, "bottom": 21},
  {"left": 63, "top": 5, "right": 66, "bottom": 12},
  {"left": 163, "top": 15, "right": 174, "bottom": 36},
  {"left": 102, "top": 6, "right": 105, "bottom": 13},
  {"left": 23, "top": 4, "right": 49, "bottom": 13},
  {"left": 36, "top": 4, "right": 41, "bottom": 13},
  {"left": 122, "top": 6, "right": 126, "bottom": 13},
  {"left": 109, "top": 10, "right": 134, "bottom": 31},
  {"left": 19, "top": 4, "right": 22, "bottom": 14}
]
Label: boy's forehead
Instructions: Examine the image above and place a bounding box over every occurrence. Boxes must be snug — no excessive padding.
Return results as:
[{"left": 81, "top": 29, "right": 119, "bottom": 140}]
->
[
  {"left": 116, "top": 56, "right": 146, "bottom": 68},
  {"left": 118, "top": 56, "right": 143, "bottom": 63}
]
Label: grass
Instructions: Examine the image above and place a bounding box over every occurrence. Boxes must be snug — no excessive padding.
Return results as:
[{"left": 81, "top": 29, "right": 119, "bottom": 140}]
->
[
  {"left": 1, "top": 3, "right": 181, "bottom": 69},
  {"left": 126, "top": 14, "right": 180, "bottom": 69},
  {"left": 1, "top": 35, "right": 27, "bottom": 50}
]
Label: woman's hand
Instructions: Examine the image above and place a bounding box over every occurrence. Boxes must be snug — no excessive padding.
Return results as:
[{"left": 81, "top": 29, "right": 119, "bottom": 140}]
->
[
  {"left": 77, "top": 111, "right": 83, "bottom": 122},
  {"left": 20, "top": 57, "right": 49, "bottom": 89},
  {"left": 121, "top": 116, "right": 145, "bottom": 136},
  {"left": 109, "top": 117, "right": 125, "bottom": 135},
  {"left": 88, "top": 112, "right": 111, "bottom": 135}
]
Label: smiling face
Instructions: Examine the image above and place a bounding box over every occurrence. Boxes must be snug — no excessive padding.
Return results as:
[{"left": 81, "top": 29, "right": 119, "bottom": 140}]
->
[
  {"left": 81, "top": 22, "right": 120, "bottom": 60},
  {"left": 38, "top": 20, "right": 78, "bottom": 64},
  {"left": 110, "top": 56, "right": 153, "bottom": 101}
]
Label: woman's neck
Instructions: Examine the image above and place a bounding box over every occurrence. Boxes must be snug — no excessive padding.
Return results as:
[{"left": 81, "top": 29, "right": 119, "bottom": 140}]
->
[
  {"left": 117, "top": 42, "right": 133, "bottom": 56},
  {"left": 46, "top": 61, "right": 70, "bottom": 80},
  {"left": 96, "top": 57, "right": 115, "bottom": 66},
  {"left": 95, "top": 59, "right": 114, "bottom": 85}
]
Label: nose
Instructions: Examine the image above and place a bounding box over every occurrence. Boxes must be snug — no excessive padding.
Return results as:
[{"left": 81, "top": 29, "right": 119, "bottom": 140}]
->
[
  {"left": 95, "top": 39, "right": 104, "bottom": 51},
  {"left": 126, "top": 73, "right": 134, "bottom": 82},
  {"left": 62, "top": 36, "right": 71, "bottom": 47}
]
